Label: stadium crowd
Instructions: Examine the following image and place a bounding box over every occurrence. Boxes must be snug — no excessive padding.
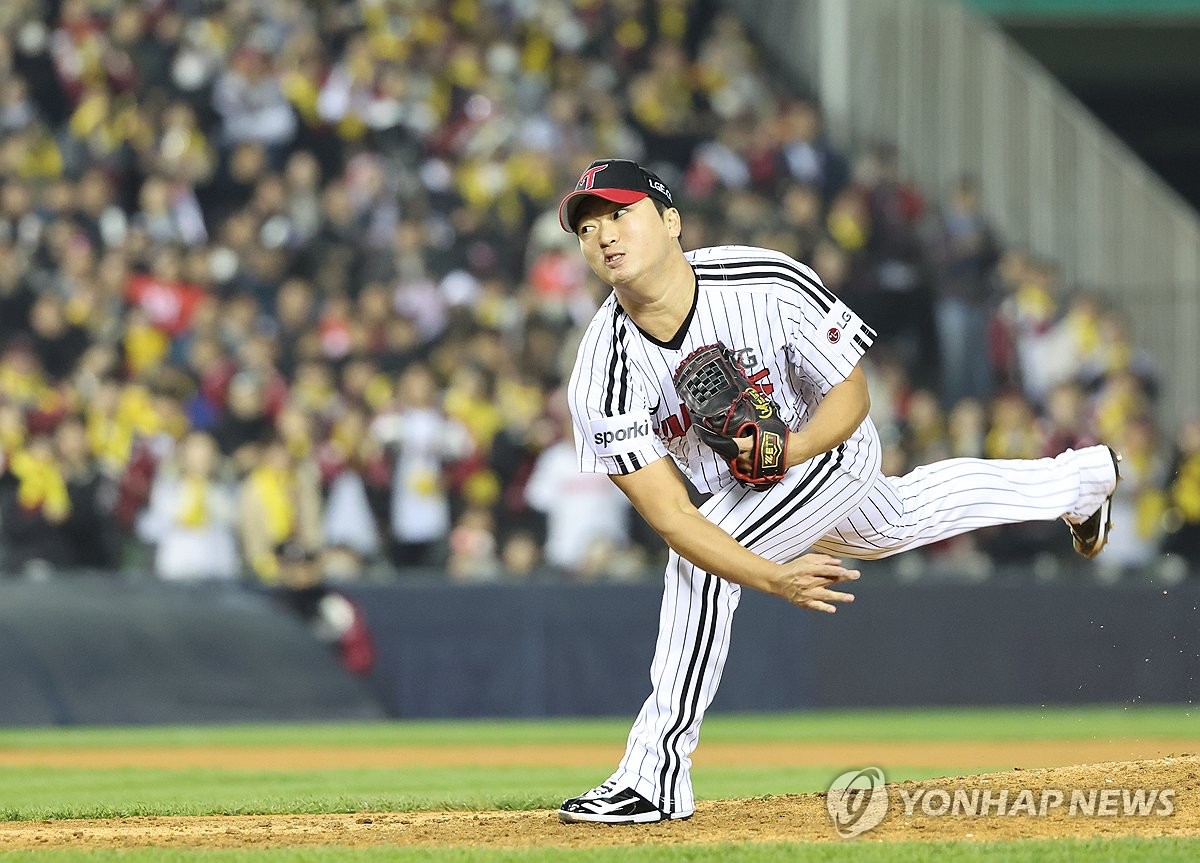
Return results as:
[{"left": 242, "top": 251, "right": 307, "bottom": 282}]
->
[{"left": 0, "top": 0, "right": 1193, "bottom": 588}]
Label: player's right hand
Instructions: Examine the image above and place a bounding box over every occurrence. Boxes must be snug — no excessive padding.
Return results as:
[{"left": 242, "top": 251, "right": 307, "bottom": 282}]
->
[{"left": 770, "top": 553, "right": 860, "bottom": 613}]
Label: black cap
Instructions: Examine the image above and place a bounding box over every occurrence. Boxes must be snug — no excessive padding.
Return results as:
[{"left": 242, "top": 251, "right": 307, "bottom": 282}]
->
[{"left": 558, "top": 159, "right": 674, "bottom": 232}]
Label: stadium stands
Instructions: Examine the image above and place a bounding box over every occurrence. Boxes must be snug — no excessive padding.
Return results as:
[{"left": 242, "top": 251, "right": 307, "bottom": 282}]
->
[{"left": 0, "top": 0, "right": 1177, "bottom": 586}]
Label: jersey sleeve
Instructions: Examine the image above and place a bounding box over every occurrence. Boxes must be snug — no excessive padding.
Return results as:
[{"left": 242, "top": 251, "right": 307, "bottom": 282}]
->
[
  {"left": 775, "top": 256, "right": 876, "bottom": 394},
  {"left": 567, "top": 311, "right": 669, "bottom": 476}
]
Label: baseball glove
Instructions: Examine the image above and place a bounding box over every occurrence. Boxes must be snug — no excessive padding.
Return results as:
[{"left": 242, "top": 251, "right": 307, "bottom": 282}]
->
[{"left": 673, "top": 343, "right": 790, "bottom": 490}]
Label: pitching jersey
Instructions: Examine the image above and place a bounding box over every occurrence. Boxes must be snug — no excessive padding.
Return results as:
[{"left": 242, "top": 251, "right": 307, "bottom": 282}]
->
[{"left": 567, "top": 245, "right": 879, "bottom": 494}]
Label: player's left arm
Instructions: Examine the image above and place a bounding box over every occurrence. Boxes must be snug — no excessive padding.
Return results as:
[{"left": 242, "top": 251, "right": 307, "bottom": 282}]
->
[
  {"left": 785, "top": 362, "right": 869, "bottom": 468},
  {"left": 734, "top": 362, "right": 869, "bottom": 472},
  {"left": 763, "top": 255, "right": 877, "bottom": 473}
]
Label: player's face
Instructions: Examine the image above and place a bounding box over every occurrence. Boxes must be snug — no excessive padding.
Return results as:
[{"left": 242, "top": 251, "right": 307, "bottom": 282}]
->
[{"left": 574, "top": 197, "right": 678, "bottom": 288}]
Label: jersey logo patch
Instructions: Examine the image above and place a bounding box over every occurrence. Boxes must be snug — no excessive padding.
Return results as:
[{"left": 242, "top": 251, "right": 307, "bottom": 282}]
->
[
  {"left": 821, "top": 302, "right": 860, "bottom": 347},
  {"left": 589, "top": 410, "right": 653, "bottom": 456}
]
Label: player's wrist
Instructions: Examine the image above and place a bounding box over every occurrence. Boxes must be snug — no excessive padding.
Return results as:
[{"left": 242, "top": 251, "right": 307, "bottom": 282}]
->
[
  {"left": 785, "top": 430, "right": 813, "bottom": 469},
  {"left": 728, "top": 557, "right": 781, "bottom": 594}
]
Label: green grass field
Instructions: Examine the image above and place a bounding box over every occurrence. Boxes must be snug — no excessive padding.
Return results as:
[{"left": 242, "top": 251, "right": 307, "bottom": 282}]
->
[{"left": 0, "top": 706, "right": 1195, "bottom": 862}]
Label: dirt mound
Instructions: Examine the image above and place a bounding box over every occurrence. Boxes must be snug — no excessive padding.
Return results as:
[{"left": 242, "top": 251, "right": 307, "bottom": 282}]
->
[{"left": 2, "top": 757, "right": 1195, "bottom": 850}]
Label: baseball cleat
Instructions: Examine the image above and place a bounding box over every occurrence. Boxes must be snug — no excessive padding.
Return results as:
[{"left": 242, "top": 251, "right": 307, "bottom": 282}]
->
[
  {"left": 557, "top": 783, "right": 692, "bottom": 824},
  {"left": 1067, "top": 447, "right": 1121, "bottom": 559}
]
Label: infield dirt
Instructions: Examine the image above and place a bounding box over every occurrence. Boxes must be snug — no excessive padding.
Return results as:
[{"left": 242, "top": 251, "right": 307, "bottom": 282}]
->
[{"left": 0, "top": 747, "right": 1196, "bottom": 849}]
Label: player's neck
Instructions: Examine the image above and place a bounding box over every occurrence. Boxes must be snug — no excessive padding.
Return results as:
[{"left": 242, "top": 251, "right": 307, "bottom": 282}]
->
[{"left": 614, "top": 253, "right": 696, "bottom": 342}]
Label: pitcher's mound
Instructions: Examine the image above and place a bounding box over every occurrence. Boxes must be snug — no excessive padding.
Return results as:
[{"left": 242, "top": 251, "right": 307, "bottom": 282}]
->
[{"left": 2, "top": 756, "right": 1195, "bottom": 850}]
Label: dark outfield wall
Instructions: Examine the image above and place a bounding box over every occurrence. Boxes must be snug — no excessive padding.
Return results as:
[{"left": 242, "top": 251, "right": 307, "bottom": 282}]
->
[
  {"left": 0, "top": 580, "right": 385, "bottom": 725},
  {"left": 1, "top": 575, "right": 1196, "bottom": 724},
  {"left": 345, "top": 575, "right": 1200, "bottom": 718}
]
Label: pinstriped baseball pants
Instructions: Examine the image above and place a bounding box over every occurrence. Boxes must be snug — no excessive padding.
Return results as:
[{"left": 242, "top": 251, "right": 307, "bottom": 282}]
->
[{"left": 609, "top": 424, "right": 1118, "bottom": 816}]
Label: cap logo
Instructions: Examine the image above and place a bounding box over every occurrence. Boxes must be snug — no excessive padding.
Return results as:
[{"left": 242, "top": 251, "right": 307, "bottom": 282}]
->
[
  {"left": 578, "top": 164, "right": 608, "bottom": 190},
  {"left": 647, "top": 177, "right": 672, "bottom": 202}
]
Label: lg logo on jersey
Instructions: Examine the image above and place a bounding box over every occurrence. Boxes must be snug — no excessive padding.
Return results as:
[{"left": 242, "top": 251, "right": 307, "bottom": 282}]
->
[
  {"left": 732, "top": 347, "right": 758, "bottom": 370},
  {"left": 827, "top": 310, "right": 853, "bottom": 344},
  {"left": 731, "top": 349, "right": 774, "bottom": 395}
]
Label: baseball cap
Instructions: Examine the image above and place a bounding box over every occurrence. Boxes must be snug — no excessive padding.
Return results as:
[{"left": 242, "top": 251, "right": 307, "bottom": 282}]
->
[{"left": 558, "top": 159, "right": 675, "bottom": 232}]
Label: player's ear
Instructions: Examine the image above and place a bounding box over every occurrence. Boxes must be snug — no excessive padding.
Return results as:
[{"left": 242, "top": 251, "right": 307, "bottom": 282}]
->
[{"left": 665, "top": 207, "right": 681, "bottom": 239}]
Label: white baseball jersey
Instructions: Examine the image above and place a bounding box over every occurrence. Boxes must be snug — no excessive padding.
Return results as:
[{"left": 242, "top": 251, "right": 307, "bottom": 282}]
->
[
  {"left": 563, "top": 244, "right": 1120, "bottom": 819},
  {"left": 568, "top": 245, "right": 878, "bottom": 494}
]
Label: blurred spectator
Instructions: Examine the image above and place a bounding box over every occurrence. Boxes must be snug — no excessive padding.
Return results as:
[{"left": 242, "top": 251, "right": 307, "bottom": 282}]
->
[
  {"left": 54, "top": 415, "right": 119, "bottom": 570},
  {"left": 500, "top": 531, "right": 542, "bottom": 580},
  {"left": 125, "top": 245, "right": 206, "bottom": 337},
  {"left": 213, "top": 371, "right": 274, "bottom": 466},
  {"left": 780, "top": 183, "right": 827, "bottom": 263},
  {"left": 695, "top": 12, "right": 774, "bottom": 124},
  {"left": 447, "top": 506, "right": 501, "bottom": 583},
  {"left": 998, "top": 257, "right": 1078, "bottom": 405},
  {"left": 137, "top": 430, "right": 239, "bottom": 581},
  {"left": 1162, "top": 418, "right": 1200, "bottom": 567},
  {"left": 370, "top": 363, "right": 472, "bottom": 568},
  {"left": 629, "top": 40, "right": 705, "bottom": 165},
  {"left": 132, "top": 175, "right": 207, "bottom": 248},
  {"left": 238, "top": 437, "right": 323, "bottom": 584},
  {"left": 525, "top": 413, "right": 632, "bottom": 575},
  {"left": 317, "top": 406, "right": 386, "bottom": 563},
  {"left": 900, "top": 389, "right": 950, "bottom": 466},
  {"left": 213, "top": 46, "right": 297, "bottom": 156},
  {"left": 858, "top": 143, "right": 937, "bottom": 388},
  {"left": 946, "top": 398, "right": 986, "bottom": 459},
  {"left": 927, "top": 175, "right": 1001, "bottom": 408},
  {"left": 985, "top": 393, "right": 1044, "bottom": 460},
  {"left": 1093, "top": 370, "right": 1153, "bottom": 448},
  {"left": 1080, "top": 308, "right": 1159, "bottom": 397},
  {"left": 1040, "top": 382, "right": 1097, "bottom": 456},
  {"left": 1099, "top": 418, "right": 1167, "bottom": 572},
  {"left": 0, "top": 245, "right": 35, "bottom": 350},
  {"left": 0, "top": 433, "right": 74, "bottom": 575},
  {"left": 30, "top": 293, "right": 88, "bottom": 379},
  {"left": 776, "top": 97, "right": 848, "bottom": 204}
]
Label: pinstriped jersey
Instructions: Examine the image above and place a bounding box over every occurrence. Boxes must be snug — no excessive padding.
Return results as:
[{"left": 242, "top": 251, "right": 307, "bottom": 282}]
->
[{"left": 567, "top": 245, "right": 879, "bottom": 495}]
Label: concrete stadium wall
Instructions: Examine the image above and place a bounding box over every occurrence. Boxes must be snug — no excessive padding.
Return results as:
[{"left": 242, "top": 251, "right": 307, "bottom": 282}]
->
[
  {"left": 347, "top": 577, "right": 1200, "bottom": 718},
  {"left": 0, "top": 580, "right": 386, "bottom": 726}
]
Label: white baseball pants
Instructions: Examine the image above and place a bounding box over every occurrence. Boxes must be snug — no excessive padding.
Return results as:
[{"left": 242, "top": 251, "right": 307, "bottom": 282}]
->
[{"left": 606, "top": 430, "right": 1117, "bottom": 816}]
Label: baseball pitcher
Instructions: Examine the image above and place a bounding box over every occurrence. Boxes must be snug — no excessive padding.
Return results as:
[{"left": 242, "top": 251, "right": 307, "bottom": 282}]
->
[{"left": 558, "top": 159, "right": 1119, "bottom": 824}]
